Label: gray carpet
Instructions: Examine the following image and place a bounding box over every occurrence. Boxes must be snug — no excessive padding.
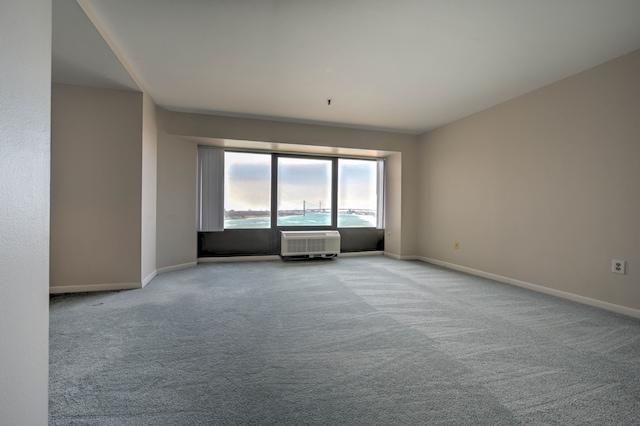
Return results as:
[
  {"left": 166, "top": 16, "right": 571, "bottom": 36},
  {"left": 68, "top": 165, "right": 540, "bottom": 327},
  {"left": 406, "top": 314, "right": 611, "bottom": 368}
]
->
[{"left": 49, "top": 256, "right": 640, "bottom": 425}]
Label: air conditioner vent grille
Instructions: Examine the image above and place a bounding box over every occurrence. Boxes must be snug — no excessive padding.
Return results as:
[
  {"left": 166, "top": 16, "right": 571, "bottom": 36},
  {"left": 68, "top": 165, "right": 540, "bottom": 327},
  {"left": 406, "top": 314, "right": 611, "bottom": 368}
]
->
[
  {"left": 307, "top": 238, "right": 325, "bottom": 252},
  {"left": 287, "top": 239, "right": 307, "bottom": 254},
  {"left": 280, "top": 231, "right": 340, "bottom": 257}
]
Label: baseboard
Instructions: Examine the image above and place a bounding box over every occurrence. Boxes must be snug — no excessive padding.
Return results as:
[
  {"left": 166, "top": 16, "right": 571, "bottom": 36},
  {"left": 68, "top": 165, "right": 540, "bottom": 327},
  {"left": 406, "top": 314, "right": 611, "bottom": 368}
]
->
[
  {"left": 417, "top": 257, "right": 510, "bottom": 284},
  {"left": 507, "top": 277, "right": 640, "bottom": 320},
  {"left": 198, "top": 255, "right": 280, "bottom": 263},
  {"left": 339, "top": 251, "right": 384, "bottom": 257},
  {"left": 50, "top": 271, "right": 158, "bottom": 294},
  {"left": 418, "top": 257, "right": 640, "bottom": 320},
  {"left": 49, "top": 281, "right": 141, "bottom": 294},
  {"left": 142, "top": 270, "right": 157, "bottom": 288},
  {"left": 384, "top": 252, "right": 419, "bottom": 261},
  {"left": 401, "top": 255, "right": 419, "bottom": 260},
  {"left": 157, "top": 262, "right": 197, "bottom": 274}
]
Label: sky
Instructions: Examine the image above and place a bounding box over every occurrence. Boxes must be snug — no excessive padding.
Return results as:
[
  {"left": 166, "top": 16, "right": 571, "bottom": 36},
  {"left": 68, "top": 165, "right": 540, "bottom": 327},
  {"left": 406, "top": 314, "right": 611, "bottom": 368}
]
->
[{"left": 224, "top": 152, "right": 377, "bottom": 212}]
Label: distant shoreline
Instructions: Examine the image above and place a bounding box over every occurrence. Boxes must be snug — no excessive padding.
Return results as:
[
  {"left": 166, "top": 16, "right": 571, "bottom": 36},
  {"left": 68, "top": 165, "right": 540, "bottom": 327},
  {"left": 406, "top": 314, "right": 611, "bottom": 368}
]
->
[
  {"left": 225, "top": 211, "right": 269, "bottom": 220},
  {"left": 225, "top": 214, "right": 269, "bottom": 220},
  {"left": 224, "top": 211, "right": 376, "bottom": 228},
  {"left": 225, "top": 210, "right": 373, "bottom": 220},
  {"left": 225, "top": 214, "right": 308, "bottom": 220},
  {"left": 225, "top": 211, "right": 318, "bottom": 220}
]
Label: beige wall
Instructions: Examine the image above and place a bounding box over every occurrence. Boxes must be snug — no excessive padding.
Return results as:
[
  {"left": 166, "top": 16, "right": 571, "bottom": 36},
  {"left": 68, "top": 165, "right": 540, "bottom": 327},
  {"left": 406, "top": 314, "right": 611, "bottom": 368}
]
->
[
  {"left": 383, "top": 153, "right": 402, "bottom": 256},
  {"left": 50, "top": 85, "right": 418, "bottom": 282},
  {"left": 0, "top": 0, "right": 51, "bottom": 423},
  {"left": 156, "top": 109, "right": 419, "bottom": 268},
  {"left": 163, "top": 110, "right": 418, "bottom": 155},
  {"left": 418, "top": 49, "right": 640, "bottom": 311},
  {"left": 156, "top": 123, "right": 198, "bottom": 270},
  {"left": 51, "top": 84, "right": 143, "bottom": 290},
  {"left": 141, "top": 92, "right": 158, "bottom": 283},
  {"left": 400, "top": 150, "right": 418, "bottom": 257}
]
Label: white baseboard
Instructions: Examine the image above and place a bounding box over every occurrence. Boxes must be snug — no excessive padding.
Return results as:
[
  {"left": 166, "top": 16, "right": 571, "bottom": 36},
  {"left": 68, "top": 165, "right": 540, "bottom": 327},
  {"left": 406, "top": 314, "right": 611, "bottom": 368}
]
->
[
  {"left": 418, "top": 257, "right": 510, "bottom": 284},
  {"left": 383, "top": 252, "right": 401, "bottom": 260},
  {"left": 50, "top": 282, "right": 141, "bottom": 294},
  {"left": 142, "top": 270, "right": 157, "bottom": 287},
  {"left": 198, "top": 255, "right": 280, "bottom": 263},
  {"left": 339, "top": 251, "right": 384, "bottom": 257},
  {"left": 400, "top": 255, "right": 419, "bottom": 260},
  {"left": 418, "top": 256, "right": 640, "bottom": 320},
  {"left": 507, "top": 277, "right": 640, "bottom": 320},
  {"left": 157, "top": 262, "right": 197, "bottom": 274},
  {"left": 50, "top": 270, "right": 157, "bottom": 294},
  {"left": 384, "top": 252, "right": 419, "bottom": 261}
]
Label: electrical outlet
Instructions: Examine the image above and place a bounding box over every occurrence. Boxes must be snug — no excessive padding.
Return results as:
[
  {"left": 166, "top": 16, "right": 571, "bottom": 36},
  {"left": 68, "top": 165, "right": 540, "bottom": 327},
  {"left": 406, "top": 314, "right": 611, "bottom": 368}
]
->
[
  {"left": 454, "top": 241, "right": 460, "bottom": 250},
  {"left": 612, "top": 259, "right": 625, "bottom": 275}
]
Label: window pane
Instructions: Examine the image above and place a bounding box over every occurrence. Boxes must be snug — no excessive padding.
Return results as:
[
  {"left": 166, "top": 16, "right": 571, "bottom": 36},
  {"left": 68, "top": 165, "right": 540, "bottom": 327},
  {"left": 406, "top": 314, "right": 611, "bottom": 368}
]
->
[
  {"left": 277, "top": 157, "right": 332, "bottom": 226},
  {"left": 338, "top": 159, "right": 377, "bottom": 227},
  {"left": 224, "top": 152, "right": 271, "bottom": 229}
]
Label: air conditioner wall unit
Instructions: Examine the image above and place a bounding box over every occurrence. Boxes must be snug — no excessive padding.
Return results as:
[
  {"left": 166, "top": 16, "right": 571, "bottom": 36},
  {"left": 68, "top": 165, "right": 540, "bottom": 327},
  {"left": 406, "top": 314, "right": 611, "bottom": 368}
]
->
[{"left": 280, "top": 231, "right": 341, "bottom": 258}]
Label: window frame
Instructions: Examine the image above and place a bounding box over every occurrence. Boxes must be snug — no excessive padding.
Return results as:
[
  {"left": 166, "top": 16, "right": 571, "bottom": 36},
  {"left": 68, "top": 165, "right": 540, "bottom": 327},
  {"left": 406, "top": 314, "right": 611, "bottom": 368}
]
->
[
  {"left": 223, "top": 150, "right": 273, "bottom": 230},
  {"left": 337, "top": 157, "right": 380, "bottom": 229},
  {"left": 275, "top": 153, "right": 337, "bottom": 229},
  {"left": 219, "top": 150, "right": 382, "bottom": 231}
]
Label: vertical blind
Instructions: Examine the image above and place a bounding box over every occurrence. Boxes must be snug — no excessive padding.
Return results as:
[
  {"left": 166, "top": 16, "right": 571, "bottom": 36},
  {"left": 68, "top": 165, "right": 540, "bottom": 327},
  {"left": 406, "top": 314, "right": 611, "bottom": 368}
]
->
[
  {"left": 198, "top": 146, "right": 224, "bottom": 232},
  {"left": 376, "top": 158, "right": 385, "bottom": 229}
]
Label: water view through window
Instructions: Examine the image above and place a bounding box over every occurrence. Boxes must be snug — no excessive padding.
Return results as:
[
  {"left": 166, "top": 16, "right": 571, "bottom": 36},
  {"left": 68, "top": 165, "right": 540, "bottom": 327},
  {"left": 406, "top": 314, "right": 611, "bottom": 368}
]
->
[
  {"left": 338, "top": 159, "right": 377, "bottom": 227},
  {"left": 224, "top": 152, "right": 271, "bottom": 228},
  {"left": 277, "top": 157, "right": 332, "bottom": 226},
  {"left": 224, "top": 153, "right": 379, "bottom": 229}
]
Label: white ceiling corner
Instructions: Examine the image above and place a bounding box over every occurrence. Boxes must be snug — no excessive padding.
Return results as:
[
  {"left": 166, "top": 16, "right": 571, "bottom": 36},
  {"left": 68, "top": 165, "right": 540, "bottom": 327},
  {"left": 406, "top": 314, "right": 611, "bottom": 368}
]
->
[
  {"left": 52, "top": 0, "right": 139, "bottom": 92},
  {"left": 53, "top": 0, "right": 640, "bottom": 134}
]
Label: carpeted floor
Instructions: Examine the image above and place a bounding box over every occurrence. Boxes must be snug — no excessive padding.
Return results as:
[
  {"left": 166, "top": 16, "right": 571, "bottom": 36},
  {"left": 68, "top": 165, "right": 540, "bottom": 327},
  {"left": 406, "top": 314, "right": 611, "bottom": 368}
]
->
[{"left": 49, "top": 256, "right": 640, "bottom": 425}]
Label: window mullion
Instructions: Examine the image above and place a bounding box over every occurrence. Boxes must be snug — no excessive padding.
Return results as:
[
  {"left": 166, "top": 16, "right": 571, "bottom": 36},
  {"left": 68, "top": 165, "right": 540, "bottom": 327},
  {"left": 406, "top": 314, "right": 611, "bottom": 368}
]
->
[
  {"left": 271, "top": 153, "right": 278, "bottom": 229},
  {"left": 331, "top": 157, "right": 338, "bottom": 228}
]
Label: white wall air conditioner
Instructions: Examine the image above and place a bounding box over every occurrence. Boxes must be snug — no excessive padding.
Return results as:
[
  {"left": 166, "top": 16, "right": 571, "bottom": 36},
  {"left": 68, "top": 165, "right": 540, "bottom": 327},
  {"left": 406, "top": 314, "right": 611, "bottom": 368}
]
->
[{"left": 280, "top": 231, "right": 341, "bottom": 258}]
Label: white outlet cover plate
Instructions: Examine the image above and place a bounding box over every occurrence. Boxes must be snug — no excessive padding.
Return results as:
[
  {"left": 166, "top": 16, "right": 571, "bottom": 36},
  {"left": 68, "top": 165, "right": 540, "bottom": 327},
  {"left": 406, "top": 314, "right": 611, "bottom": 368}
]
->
[{"left": 612, "top": 259, "right": 626, "bottom": 274}]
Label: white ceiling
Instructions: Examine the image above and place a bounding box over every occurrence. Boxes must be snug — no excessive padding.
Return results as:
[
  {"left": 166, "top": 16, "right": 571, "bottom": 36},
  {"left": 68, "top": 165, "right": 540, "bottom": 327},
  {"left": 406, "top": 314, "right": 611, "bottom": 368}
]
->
[
  {"left": 52, "top": 0, "right": 139, "bottom": 92},
  {"left": 52, "top": 0, "right": 640, "bottom": 134}
]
